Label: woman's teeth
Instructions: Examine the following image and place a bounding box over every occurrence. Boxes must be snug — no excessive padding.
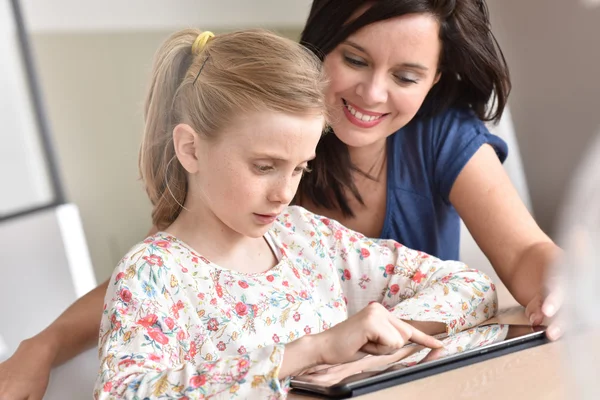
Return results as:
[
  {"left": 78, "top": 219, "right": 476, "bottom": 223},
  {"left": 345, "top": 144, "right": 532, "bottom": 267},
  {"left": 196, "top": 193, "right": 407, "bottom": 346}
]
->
[{"left": 344, "top": 102, "right": 384, "bottom": 122}]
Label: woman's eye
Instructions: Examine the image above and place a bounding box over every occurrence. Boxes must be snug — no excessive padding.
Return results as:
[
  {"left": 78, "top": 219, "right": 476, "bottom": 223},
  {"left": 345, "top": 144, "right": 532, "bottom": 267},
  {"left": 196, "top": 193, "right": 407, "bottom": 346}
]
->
[
  {"left": 344, "top": 55, "right": 367, "bottom": 67},
  {"left": 394, "top": 75, "right": 418, "bottom": 85},
  {"left": 293, "top": 165, "right": 312, "bottom": 175}
]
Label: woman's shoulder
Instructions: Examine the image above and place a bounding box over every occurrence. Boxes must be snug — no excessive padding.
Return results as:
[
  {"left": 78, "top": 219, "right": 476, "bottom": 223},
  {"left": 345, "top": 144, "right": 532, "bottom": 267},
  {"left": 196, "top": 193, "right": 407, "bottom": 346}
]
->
[
  {"left": 407, "top": 107, "right": 485, "bottom": 135},
  {"left": 390, "top": 106, "right": 499, "bottom": 156}
]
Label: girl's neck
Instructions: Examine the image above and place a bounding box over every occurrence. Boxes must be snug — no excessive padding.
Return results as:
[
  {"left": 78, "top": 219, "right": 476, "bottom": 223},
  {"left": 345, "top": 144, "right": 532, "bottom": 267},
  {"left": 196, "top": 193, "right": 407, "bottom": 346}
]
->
[{"left": 165, "top": 206, "right": 276, "bottom": 273}]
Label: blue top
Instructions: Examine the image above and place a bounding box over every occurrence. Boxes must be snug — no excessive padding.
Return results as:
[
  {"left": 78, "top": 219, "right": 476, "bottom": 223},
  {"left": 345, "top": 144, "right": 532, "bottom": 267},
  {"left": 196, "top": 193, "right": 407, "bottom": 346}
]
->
[{"left": 379, "top": 108, "right": 508, "bottom": 261}]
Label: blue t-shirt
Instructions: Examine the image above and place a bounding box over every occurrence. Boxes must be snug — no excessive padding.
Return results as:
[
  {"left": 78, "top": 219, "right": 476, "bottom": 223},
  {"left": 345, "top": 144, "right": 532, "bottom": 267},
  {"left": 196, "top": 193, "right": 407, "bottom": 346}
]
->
[{"left": 379, "top": 108, "right": 508, "bottom": 260}]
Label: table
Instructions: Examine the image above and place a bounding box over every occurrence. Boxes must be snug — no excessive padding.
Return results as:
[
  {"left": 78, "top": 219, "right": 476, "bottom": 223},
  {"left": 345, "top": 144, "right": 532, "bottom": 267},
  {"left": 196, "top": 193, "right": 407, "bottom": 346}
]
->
[{"left": 289, "top": 285, "right": 569, "bottom": 400}]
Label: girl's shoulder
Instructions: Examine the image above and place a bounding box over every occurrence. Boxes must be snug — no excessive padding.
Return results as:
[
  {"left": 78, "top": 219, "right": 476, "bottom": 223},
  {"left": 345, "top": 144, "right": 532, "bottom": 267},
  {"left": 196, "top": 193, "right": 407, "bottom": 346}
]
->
[
  {"left": 275, "top": 205, "right": 335, "bottom": 230},
  {"left": 114, "top": 232, "right": 193, "bottom": 271}
]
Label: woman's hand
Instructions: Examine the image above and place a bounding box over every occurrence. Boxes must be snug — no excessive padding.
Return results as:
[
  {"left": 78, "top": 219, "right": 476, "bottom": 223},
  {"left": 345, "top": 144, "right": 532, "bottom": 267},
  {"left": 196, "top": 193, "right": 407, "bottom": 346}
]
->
[
  {"left": 0, "top": 338, "right": 56, "bottom": 400},
  {"left": 526, "top": 277, "right": 563, "bottom": 340}
]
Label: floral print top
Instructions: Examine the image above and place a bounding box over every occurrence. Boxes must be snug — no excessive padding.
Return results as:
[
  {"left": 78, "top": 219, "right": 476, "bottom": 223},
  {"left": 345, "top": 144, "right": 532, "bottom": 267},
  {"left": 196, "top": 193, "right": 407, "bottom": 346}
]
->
[{"left": 94, "top": 206, "right": 498, "bottom": 399}]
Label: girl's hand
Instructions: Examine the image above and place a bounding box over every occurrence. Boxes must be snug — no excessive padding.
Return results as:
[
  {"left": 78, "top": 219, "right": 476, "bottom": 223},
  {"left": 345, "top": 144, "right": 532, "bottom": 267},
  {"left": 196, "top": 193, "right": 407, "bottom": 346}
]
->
[
  {"left": 315, "top": 302, "right": 444, "bottom": 366},
  {"left": 281, "top": 302, "right": 444, "bottom": 379}
]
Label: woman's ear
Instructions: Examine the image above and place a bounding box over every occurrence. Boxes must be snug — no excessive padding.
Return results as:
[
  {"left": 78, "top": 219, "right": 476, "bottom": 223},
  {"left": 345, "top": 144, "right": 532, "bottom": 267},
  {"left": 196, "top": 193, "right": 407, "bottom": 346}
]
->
[
  {"left": 173, "top": 123, "right": 200, "bottom": 174},
  {"left": 433, "top": 71, "right": 442, "bottom": 86}
]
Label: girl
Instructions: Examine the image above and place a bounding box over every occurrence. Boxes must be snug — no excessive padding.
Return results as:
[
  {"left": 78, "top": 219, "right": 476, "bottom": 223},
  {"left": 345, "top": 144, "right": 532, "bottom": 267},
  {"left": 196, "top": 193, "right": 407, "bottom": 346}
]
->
[{"left": 94, "top": 29, "right": 496, "bottom": 399}]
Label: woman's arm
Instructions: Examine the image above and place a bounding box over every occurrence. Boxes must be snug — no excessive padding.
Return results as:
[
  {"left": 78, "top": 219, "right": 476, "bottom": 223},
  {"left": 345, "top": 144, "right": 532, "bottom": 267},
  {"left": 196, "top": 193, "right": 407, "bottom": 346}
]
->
[
  {"left": 0, "top": 228, "right": 159, "bottom": 400},
  {"left": 32, "top": 227, "right": 160, "bottom": 365},
  {"left": 449, "top": 145, "right": 561, "bottom": 319},
  {"left": 41, "top": 279, "right": 109, "bottom": 365},
  {"left": 0, "top": 280, "right": 108, "bottom": 400}
]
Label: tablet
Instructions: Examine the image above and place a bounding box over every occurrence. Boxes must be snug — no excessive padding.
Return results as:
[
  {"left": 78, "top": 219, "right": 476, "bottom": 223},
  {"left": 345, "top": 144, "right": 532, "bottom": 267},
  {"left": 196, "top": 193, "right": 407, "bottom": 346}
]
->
[{"left": 290, "top": 323, "right": 548, "bottom": 398}]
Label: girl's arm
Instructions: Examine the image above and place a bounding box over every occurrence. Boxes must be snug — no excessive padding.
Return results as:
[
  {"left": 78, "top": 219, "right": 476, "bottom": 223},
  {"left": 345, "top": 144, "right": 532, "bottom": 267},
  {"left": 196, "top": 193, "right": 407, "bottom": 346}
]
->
[
  {"left": 283, "top": 208, "right": 498, "bottom": 336},
  {"left": 96, "top": 242, "right": 443, "bottom": 399},
  {"left": 96, "top": 244, "right": 315, "bottom": 399}
]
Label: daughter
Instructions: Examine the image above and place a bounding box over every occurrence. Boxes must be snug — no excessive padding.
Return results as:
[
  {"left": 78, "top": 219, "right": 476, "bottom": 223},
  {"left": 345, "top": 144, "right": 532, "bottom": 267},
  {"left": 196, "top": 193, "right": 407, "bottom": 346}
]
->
[{"left": 94, "top": 29, "right": 497, "bottom": 399}]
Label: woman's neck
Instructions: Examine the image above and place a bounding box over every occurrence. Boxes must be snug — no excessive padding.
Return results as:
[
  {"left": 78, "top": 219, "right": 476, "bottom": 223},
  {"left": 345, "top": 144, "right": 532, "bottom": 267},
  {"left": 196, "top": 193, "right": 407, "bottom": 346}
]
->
[{"left": 347, "top": 138, "right": 387, "bottom": 181}]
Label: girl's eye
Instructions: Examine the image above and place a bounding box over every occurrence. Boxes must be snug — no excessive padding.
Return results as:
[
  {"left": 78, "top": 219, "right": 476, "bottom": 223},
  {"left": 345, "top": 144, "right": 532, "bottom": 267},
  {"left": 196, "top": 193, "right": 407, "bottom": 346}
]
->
[{"left": 255, "top": 165, "right": 274, "bottom": 173}]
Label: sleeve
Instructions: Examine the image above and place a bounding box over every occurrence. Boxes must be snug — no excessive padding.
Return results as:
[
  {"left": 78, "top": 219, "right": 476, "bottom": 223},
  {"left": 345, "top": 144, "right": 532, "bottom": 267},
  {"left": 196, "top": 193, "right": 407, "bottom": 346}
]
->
[
  {"left": 296, "top": 209, "right": 498, "bottom": 335},
  {"left": 94, "top": 243, "right": 288, "bottom": 400},
  {"left": 430, "top": 108, "right": 508, "bottom": 204}
]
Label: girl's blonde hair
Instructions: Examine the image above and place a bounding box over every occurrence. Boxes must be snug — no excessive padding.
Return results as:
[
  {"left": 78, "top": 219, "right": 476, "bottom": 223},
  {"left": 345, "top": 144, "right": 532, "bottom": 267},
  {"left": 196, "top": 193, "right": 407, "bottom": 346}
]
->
[{"left": 139, "top": 29, "right": 328, "bottom": 230}]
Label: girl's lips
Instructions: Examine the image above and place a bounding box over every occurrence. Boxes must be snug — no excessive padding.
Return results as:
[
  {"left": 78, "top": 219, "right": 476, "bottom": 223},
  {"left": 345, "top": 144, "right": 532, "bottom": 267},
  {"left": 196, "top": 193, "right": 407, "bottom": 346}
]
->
[{"left": 253, "top": 213, "right": 277, "bottom": 225}]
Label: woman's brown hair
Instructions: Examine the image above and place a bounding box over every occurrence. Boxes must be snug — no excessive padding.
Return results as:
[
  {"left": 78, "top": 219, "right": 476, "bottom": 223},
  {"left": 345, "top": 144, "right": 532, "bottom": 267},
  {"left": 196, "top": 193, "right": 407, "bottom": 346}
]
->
[{"left": 298, "top": 0, "right": 511, "bottom": 217}]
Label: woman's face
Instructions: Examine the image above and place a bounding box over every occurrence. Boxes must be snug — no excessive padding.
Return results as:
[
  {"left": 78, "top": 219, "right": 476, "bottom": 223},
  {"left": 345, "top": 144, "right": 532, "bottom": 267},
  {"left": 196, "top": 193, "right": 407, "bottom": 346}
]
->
[{"left": 323, "top": 13, "right": 442, "bottom": 149}]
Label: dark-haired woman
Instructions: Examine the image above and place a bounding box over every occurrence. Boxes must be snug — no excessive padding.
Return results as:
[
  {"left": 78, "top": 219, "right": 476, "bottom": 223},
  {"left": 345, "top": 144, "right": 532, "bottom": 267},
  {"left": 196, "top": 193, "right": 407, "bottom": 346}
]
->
[{"left": 296, "top": 0, "right": 560, "bottom": 335}]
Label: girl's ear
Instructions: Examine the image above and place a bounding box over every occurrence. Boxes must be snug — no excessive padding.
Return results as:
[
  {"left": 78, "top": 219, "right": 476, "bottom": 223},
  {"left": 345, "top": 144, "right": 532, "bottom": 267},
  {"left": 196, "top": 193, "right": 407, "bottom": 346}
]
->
[{"left": 173, "top": 123, "right": 200, "bottom": 174}]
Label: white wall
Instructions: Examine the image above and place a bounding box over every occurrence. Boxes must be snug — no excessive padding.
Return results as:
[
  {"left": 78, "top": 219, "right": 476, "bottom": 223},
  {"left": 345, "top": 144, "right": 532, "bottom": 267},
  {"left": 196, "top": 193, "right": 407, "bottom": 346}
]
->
[
  {"left": 486, "top": 0, "right": 600, "bottom": 234},
  {"left": 20, "top": 0, "right": 312, "bottom": 31},
  {"left": 0, "top": 204, "right": 97, "bottom": 397},
  {"left": 0, "top": 0, "right": 53, "bottom": 217}
]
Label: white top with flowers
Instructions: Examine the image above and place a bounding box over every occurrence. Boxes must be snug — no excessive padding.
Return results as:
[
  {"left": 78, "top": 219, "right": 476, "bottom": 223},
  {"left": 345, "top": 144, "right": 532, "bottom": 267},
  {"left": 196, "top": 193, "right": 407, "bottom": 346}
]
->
[{"left": 94, "top": 206, "right": 497, "bottom": 399}]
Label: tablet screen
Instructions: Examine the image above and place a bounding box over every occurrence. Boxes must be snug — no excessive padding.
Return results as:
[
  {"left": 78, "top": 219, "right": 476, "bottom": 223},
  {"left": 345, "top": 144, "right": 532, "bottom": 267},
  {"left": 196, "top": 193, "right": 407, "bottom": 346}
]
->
[{"left": 291, "top": 324, "right": 546, "bottom": 393}]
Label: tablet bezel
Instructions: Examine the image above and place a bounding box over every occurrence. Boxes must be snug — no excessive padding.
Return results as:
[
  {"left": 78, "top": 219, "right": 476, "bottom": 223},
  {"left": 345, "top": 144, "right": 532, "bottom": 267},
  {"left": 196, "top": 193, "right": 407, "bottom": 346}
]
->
[{"left": 290, "top": 324, "right": 549, "bottom": 398}]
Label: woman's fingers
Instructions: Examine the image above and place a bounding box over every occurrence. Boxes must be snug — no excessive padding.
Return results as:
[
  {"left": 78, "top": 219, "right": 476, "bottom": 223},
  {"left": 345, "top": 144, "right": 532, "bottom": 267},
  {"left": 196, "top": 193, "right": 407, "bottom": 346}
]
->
[
  {"left": 525, "top": 294, "right": 545, "bottom": 326},
  {"left": 545, "top": 322, "right": 562, "bottom": 341},
  {"left": 544, "top": 289, "right": 564, "bottom": 341},
  {"left": 542, "top": 284, "right": 563, "bottom": 319},
  {"left": 524, "top": 283, "right": 563, "bottom": 340}
]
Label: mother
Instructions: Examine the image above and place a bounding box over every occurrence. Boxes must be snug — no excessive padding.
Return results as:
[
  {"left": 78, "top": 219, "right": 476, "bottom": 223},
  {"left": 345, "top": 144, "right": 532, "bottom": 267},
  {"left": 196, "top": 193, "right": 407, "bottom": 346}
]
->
[
  {"left": 0, "top": 1, "right": 560, "bottom": 399},
  {"left": 295, "top": 0, "right": 558, "bottom": 326}
]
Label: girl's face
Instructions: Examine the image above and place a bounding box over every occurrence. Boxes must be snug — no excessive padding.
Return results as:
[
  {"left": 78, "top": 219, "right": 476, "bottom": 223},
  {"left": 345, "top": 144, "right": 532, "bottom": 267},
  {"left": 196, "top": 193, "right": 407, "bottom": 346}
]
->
[
  {"left": 177, "top": 110, "right": 324, "bottom": 239},
  {"left": 323, "top": 13, "right": 442, "bottom": 150}
]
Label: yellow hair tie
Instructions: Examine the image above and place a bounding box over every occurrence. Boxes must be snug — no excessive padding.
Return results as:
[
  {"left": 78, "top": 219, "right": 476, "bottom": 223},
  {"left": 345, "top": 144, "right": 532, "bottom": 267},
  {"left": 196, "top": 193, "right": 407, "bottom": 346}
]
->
[{"left": 192, "top": 31, "right": 215, "bottom": 55}]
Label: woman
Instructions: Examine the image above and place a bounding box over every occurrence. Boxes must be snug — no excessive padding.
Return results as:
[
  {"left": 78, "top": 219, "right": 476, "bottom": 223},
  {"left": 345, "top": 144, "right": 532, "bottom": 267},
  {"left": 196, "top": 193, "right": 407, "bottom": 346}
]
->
[
  {"left": 294, "top": 0, "right": 559, "bottom": 329},
  {"left": 0, "top": 1, "right": 560, "bottom": 399}
]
